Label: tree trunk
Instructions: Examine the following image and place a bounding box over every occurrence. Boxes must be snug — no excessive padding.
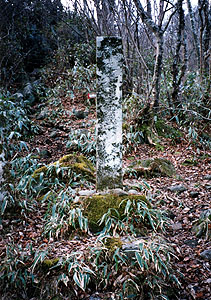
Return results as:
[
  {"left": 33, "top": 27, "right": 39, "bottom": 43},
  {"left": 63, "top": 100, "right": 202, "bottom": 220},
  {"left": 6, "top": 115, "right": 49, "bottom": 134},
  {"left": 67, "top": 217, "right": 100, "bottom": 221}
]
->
[
  {"left": 133, "top": 0, "right": 164, "bottom": 110},
  {"left": 171, "top": 0, "right": 187, "bottom": 111},
  {"left": 198, "top": 0, "right": 210, "bottom": 78},
  {"left": 186, "top": 0, "right": 200, "bottom": 68},
  {"left": 152, "top": 32, "right": 163, "bottom": 110}
]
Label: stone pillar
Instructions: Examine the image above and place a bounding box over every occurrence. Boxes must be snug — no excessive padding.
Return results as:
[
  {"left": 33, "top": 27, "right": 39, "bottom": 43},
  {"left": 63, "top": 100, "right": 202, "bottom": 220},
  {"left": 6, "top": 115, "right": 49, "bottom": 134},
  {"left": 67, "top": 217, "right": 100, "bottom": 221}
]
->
[
  {"left": 96, "top": 36, "right": 123, "bottom": 191},
  {"left": 0, "top": 151, "right": 6, "bottom": 203}
]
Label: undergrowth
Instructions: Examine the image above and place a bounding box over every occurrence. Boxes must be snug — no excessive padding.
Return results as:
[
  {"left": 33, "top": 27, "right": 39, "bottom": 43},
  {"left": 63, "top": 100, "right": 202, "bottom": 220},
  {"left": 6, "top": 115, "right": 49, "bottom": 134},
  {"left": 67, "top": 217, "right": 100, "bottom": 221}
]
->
[
  {"left": 0, "top": 89, "right": 183, "bottom": 300},
  {"left": 1, "top": 149, "right": 181, "bottom": 299}
]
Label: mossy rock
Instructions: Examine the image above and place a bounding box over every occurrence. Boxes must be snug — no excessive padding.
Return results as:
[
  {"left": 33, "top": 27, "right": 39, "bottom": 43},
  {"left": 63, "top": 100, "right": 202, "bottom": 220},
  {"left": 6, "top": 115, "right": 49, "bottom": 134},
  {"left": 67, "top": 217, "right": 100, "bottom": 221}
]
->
[
  {"left": 128, "top": 158, "right": 176, "bottom": 178},
  {"left": 103, "top": 237, "right": 123, "bottom": 252},
  {"left": 192, "top": 209, "right": 211, "bottom": 239},
  {"left": 182, "top": 158, "right": 198, "bottom": 166},
  {"left": 155, "top": 119, "right": 183, "bottom": 140},
  {"left": 83, "top": 194, "right": 151, "bottom": 233},
  {"left": 138, "top": 124, "right": 161, "bottom": 146},
  {"left": 32, "top": 154, "right": 95, "bottom": 183},
  {"left": 42, "top": 258, "right": 60, "bottom": 270}
]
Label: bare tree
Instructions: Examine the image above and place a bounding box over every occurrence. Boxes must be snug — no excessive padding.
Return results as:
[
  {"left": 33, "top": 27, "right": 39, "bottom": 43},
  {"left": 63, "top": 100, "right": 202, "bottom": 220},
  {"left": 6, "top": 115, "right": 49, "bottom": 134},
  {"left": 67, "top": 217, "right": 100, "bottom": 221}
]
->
[
  {"left": 198, "top": 0, "right": 210, "bottom": 78},
  {"left": 186, "top": 0, "right": 200, "bottom": 68},
  {"left": 132, "top": 0, "right": 176, "bottom": 111},
  {"left": 171, "top": 0, "right": 187, "bottom": 111}
]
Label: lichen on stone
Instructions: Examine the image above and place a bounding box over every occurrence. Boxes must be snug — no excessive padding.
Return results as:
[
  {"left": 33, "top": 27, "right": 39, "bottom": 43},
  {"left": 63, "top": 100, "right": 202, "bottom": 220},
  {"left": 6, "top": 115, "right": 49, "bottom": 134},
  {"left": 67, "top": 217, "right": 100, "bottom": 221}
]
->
[{"left": 96, "top": 36, "right": 123, "bottom": 191}]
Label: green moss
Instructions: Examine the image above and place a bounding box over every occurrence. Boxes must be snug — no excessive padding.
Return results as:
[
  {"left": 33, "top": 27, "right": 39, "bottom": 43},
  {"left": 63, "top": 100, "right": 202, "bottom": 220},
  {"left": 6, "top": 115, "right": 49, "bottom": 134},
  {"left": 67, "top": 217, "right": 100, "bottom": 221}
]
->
[
  {"left": 104, "top": 237, "right": 123, "bottom": 252},
  {"left": 97, "top": 172, "right": 123, "bottom": 191},
  {"left": 42, "top": 258, "right": 59, "bottom": 269},
  {"left": 155, "top": 120, "right": 183, "bottom": 140},
  {"left": 60, "top": 154, "right": 95, "bottom": 181},
  {"left": 83, "top": 194, "right": 151, "bottom": 233},
  {"left": 32, "top": 154, "right": 95, "bottom": 182},
  {"left": 32, "top": 165, "right": 48, "bottom": 179},
  {"left": 122, "top": 123, "right": 129, "bottom": 131},
  {"left": 182, "top": 158, "right": 198, "bottom": 166},
  {"left": 129, "top": 158, "right": 176, "bottom": 178},
  {"left": 37, "top": 191, "right": 56, "bottom": 202}
]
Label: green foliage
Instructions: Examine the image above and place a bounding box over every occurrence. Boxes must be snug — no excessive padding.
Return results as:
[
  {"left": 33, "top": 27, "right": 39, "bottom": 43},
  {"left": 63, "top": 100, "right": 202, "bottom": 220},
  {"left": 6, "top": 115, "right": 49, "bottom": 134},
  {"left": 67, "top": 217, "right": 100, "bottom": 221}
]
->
[
  {"left": 123, "top": 124, "right": 144, "bottom": 154},
  {"left": 0, "top": 92, "right": 39, "bottom": 215},
  {"left": 0, "top": 0, "right": 63, "bottom": 86},
  {"left": 154, "top": 119, "right": 183, "bottom": 141},
  {"left": 0, "top": 242, "right": 36, "bottom": 292},
  {"left": 42, "top": 40, "right": 96, "bottom": 100},
  {"left": 1, "top": 153, "right": 42, "bottom": 215},
  {"left": 0, "top": 92, "right": 38, "bottom": 157},
  {"left": 92, "top": 234, "right": 180, "bottom": 300},
  {"left": 192, "top": 210, "right": 211, "bottom": 240},
  {"left": 51, "top": 251, "right": 95, "bottom": 292},
  {"left": 99, "top": 196, "right": 169, "bottom": 237},
  {"left": 160, "top": 70, "right": 210, "bottom": 143},
  {"left": 66, "top": 129, "right": 96, "bottom": 162},
  {"left": 1, "top": 157, "right": 179, "bottom": 299},
  {"left": 42, "top": 188, "right": 88, "bottom": 239}
]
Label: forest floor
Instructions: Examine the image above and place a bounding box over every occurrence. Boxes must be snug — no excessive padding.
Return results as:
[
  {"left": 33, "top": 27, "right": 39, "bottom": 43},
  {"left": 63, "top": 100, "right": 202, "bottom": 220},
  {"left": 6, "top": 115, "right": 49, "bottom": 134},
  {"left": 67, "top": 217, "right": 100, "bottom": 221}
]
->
[{"left": 1, "top": 92, "right": 210, "bottom": 300}]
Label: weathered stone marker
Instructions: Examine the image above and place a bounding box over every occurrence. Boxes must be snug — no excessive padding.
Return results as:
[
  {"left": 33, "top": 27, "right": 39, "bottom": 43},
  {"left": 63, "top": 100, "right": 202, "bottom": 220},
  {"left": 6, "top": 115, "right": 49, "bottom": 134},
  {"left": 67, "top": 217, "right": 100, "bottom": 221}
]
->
[{"left": 96, "top": 36, "right": 123, "bottom": 191}]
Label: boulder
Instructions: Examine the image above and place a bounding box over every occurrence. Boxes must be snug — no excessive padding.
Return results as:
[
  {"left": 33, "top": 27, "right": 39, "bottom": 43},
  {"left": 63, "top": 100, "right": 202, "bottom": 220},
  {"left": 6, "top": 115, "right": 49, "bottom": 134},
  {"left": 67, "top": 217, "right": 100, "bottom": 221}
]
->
[
  {"left": 81, "top": 193, "right": 151, "bottom": 233},
  {"left": 204, "top": 175, "right": 211, "bottom": 180},
  {"left": 168, "top": 184, "right": 187, "bottom": 193},
  {"left": 190, "top": 191, "right": 199, "bottom": 198},
  {"left": 32, "top": 154, "right": 95, "bottom": 184},
  {"left": 72, "top": 108, "right": 89, "bottom": 119},
  {"left": 23, "top": 82, "right": 35, "bottom": 104},
  {"left": 200, "top": 249, "right": 211, "bottom": 260},
  {"left": 126, "top": 158, "right": 176, "bottom": 178},
  {"left": 78, "top": 190, "right": 96, "bottom": 197},
  {"left": 36, "top": 108, "right": 49, "bottom": 120},
  {"left": 192, "top": 209, "right": 211, "bottom": 239}
]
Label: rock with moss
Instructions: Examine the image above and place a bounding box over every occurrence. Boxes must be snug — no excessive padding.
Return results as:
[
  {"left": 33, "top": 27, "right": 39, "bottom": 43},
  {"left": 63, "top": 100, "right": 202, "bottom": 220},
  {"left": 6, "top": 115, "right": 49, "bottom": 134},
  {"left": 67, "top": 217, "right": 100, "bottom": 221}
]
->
[
  {"left": 42, "top": 258, "right": 60, "bottom": 270},
  {"left": 182, "top": 158, "right": 198, "bottom": 166},
  {"left": 192, "top": 209, "right": 211, "bottom": 239},
  {"left": 103, "top": 237, "right": 123, "bottom": 252},
  {"left": 155, "top": 119, "right": 183, "bottom": 141},
  {"left": 82, "top": 193, "right": 151, "bottom": 233},
  {"left": 32, "top": 154, "right": 95, "bottom": 183},
  {"left": 126, "top": 158, "right": 176, "bottom": 178}
]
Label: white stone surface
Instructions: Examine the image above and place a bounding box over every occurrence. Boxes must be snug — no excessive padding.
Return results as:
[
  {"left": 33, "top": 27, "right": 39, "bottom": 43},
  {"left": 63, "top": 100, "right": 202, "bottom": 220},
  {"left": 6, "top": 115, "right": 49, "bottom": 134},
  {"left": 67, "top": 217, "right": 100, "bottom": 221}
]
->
[
  {"left": 96, "top": 36, "right": 123, "bottom": 190},
  {"left": 78, "top": 190, "right": 96, "bottom": 197},
  {"left": 0, "top": 151, "right": 6, "bottom": 201}
]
